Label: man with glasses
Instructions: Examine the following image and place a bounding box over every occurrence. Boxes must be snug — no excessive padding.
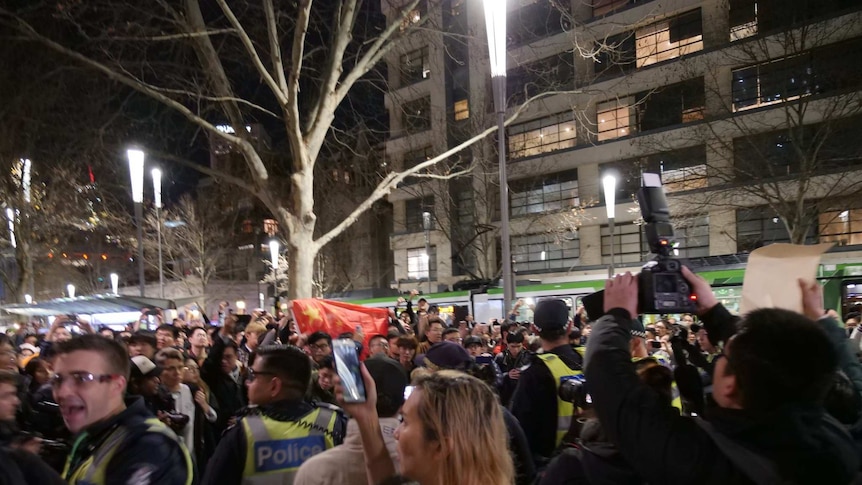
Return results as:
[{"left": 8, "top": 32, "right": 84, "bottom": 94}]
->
[
  {"left": 52, "top": 334, "right": 192, "bottom": 484},
  {"left": 202, "top": 345, "right": 346, "bottom": 485},
  {"left": 307, "top": 331, "right": 332, "bottom": 367},
  {"left": 156, "top": 348, "right": 216, "bottom": 458}
]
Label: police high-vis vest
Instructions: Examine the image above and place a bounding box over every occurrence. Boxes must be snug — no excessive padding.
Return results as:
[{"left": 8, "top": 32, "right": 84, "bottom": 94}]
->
[
  {"left": 64, "top": 417, "right": 193, "bottom": 485},
  {"left": 537, "top": 353, "right": 583, "bottom": 446},
  {"left": 242, "top": 407, "right": 337, "bottom": 485}
]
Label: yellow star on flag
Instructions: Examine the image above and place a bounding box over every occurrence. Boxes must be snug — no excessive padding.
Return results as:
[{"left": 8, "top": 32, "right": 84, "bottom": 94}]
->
[{"left": 303, "top": 306, "right": 323, "bottom": 325}]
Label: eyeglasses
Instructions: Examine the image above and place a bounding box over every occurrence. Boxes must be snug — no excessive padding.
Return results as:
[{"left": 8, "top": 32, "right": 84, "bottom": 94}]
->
[
  {"left": 310, "top": 343, "right": 331, "bottom": 351},
  {"left": 50, "top": 372, "right": 119, "bottom": 390},
  {"left": 246, "top": 368, "right": 275, "bottom": 382},
  {"left": 184, "top": 366, "right": 199, "bottom": 373}
]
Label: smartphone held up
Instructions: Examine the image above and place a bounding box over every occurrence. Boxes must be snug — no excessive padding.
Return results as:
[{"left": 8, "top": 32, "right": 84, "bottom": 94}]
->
[{"left": 333, "top": 338, "right": 367, "bottom": 403}]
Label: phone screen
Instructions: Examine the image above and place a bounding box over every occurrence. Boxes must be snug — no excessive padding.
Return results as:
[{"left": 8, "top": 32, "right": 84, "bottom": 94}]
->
[{"left": 333, "top": 338, "right": 366, "bottom": 403}]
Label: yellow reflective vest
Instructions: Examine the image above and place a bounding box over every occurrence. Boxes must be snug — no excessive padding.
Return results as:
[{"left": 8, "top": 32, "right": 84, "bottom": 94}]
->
[
  {"left": 64, "top": 417, "right": 193, "bottom": 485},
  {"left": 537, "top": 353, "right": 583, "bottom": 447},
  {"left": 241, "top": 407, "right": 338, "bottom": 485}
]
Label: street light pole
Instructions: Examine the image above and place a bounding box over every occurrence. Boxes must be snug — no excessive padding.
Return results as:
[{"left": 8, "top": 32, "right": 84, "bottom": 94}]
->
[
  {"left": 483, "top": 0, "right": 514, "bottom": 314},
  {"left": 127, "top": 149, "right": 146, "bottom": 297},
  {"left": 269, "top": 240, "right": 280, "bottom": 313},
  {"left": 423, "top": 211, "right": 432, "bottom": 295},
  {"left": 603, "top": 175, "right": 617, "bottom": 278},
  {"left": 152, "top": 168, "right": 164, "bottom": 298}
]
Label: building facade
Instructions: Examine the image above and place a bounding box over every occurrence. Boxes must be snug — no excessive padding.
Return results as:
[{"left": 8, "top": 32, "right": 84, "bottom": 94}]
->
[{"left": 382, "top": 0, "right": 862, "bottom": 291}]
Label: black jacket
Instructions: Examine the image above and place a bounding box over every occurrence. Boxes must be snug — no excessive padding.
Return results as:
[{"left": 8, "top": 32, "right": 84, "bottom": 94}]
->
[
  {"left": 509, "top": 343, "right": 583, "bottom": 461},
  {"left": 63, "top": 396, "right": 192, "bottom": 485},
  {"left": 585, "top": 307, "right": 860, "bottom": 485},
  {"left": 201, "top": 334, "right": 246, "bottom": 438},
  {"left": 201, "top": 399, "right": 347, "bottom": 485}
]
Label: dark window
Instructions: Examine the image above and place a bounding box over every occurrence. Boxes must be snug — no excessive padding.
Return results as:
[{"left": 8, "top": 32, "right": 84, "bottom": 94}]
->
[
  {"left": 669, "top": 9, "right": 702, "bottom": 43},
  {"left": 599, "top": 145, "right": 708, "bottom": 199},
  {"left": 512, "top": 233, "right": 580, "bottom": 273},
  {"left": 405, "top": 197, "right": 434, "bottom": 233},
  {"left": 510, "top": 170, "right": 579, "bottom": 217},
  {"left": 592, "top": 0, "right": 653, "bottom": 17},
  {"left": 636, "top": 77, "right": 705, "bottom": 131},
  {"left": 732, "top": 37, "right": 862, "bottom": 111},
  {"left": 736, "top": 206, "right": 816, "bottom": 251},
  {"left": 595, "top": 32, "right": 636, "bottom": 76},
  {"left": 400, "top": 47, "right": 430, "bottom": 86},
  {"left": 402, "top": 97, "right": 431, "bottom": 134},
  {"left": 508, "top": 0, "right": 572, "bottom": 46},
  {"left": 508, "top": 53, "right": 575, "bottom": 106}
]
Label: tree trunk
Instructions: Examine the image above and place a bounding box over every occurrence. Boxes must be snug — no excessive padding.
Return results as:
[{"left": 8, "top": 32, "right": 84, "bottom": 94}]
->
[
  {"left": 288, "top": 233, "right": 316, "bottom": 299},
  {"left": 287, "top": 168, "right": 318, "bottom": 299}
]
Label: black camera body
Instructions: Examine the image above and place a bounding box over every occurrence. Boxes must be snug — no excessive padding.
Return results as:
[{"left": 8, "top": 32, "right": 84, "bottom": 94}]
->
[
  {"left": 636, "top": 174, "right": 695, "bottom": 314},
  {"left": 558, "top": 374, "right": 591, "bottom": 409}
]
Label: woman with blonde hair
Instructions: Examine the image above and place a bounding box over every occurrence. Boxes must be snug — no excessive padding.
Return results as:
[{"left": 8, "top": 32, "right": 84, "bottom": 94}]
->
[{"left": 337, "top": 367, "right": 514, "bottom": 485}]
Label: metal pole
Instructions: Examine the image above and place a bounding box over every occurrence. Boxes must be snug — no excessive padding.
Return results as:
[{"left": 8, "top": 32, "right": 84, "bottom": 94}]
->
[
  {"left": 423, "top": 211, "right": 432, "bottom": 295},
  {"left": 608, "top": 217, "right": 615, "bottom": 278},
  {"left": 135, "top": 201, "right": 145, "bottom": 297},
  {"left": 156, "top": 206, "right": 164, "bottom": 298},
  {"left": 493, "top": 75, "right": 514, "bottom": 313}
]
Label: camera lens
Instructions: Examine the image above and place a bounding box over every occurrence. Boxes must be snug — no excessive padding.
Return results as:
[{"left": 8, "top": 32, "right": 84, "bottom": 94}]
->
[{"left": 666, "top": 260, "right": 679, "bottom": 271}]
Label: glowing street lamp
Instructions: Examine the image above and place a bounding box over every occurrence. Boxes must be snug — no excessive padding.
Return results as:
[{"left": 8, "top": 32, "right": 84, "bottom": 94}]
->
[
  {"left": 127, "top": 148, "right": 146, "bottom": 296},
  {"left": 110, "top": 273, "right": 119, "bottom": 295},
  {"left": 152, "top": 168, "right": 164, "bottom": 298},
  {"left": 603, "top": 174, "right": 617, "bottom": 278},
  {"left": 483, "top": 0, "right": 514, "bottom": 311},
  {"left": 67, "top": 284, "right": 76, "bottom": 299}
]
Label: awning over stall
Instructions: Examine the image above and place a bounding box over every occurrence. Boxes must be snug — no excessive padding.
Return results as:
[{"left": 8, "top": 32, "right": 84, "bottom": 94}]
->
[{"left": 1, "top": 294, "right": 175, "bottom": 317}]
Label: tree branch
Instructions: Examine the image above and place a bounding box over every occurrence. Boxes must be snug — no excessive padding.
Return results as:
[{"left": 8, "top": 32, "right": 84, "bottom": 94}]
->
[
  {"left": 263, "top": 0, "right": 289, "bottom": 96},
  {"left": 215, "top": 0, "right": 288, "bottom": 106}
]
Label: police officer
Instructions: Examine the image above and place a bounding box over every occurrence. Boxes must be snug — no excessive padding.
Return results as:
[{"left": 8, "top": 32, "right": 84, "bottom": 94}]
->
[
  {"left": 202, "top": 344, "right": 346, "bottom": 485},
  {"left": 510, "top": 299, "right": 583, "bottom": 463},
  {"left": 52, "top": 335, "right": 193, "bottom": 485}
]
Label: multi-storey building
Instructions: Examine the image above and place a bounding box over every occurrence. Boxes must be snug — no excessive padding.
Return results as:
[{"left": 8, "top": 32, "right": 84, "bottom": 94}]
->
[{"left": 382, "top": 0, "right": 862, "bottom": 292}]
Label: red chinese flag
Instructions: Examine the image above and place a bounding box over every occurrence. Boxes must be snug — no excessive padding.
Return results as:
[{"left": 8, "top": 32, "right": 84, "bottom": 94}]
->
[{"left": 292, "top": 299, "right": 389, "bottom": 357}]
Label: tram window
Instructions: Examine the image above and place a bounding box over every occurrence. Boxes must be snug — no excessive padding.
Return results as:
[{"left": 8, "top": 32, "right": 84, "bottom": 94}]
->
[{"left": 515, "top": 296, "right": 575, "bottom": 324}]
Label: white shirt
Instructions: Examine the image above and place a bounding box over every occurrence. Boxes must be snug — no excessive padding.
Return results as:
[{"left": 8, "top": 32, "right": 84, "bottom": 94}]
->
[{"left": 169, "top": 384, "right": 197, "bottom": 455}]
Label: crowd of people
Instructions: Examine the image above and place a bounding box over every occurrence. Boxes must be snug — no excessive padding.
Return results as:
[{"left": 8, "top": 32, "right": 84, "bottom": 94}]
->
[{"left": 0, "top": 269, "right": 860, "bottom": 484}]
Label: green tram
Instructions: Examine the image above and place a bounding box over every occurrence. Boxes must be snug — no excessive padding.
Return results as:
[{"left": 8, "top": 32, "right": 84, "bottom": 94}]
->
[{"left": 346, "top": 251, "right": 862, "bottom": 325}]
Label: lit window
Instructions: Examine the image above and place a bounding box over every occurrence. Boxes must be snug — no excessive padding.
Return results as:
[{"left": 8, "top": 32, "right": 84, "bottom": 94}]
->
[
  {"left": 820, "top": 209, "right": 862, "bottom": 246},
  {"left": 597, "top": 98, "right": 635, "bottom": 141},
  {"left": 453, "top": 99, "right": 469, "bottom": 120},
  {"left": 508, "top": 112, "right": 576, "bottom": 158},
  {"left": 635, "top": 9, "right": 703, "bottom": 68},
  {"left": 263, "top": 219, "right": 278, "bottom": 236},
  {"left": 407, "top": 247, "right": 436, "bottom": 279}
]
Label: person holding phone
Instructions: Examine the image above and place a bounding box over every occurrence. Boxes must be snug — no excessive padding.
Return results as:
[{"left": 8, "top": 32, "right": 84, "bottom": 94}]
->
[
  {"left": 336, "top": 365, "right": 513, "bottom": 485},
  {"left": 201, "top": 345, "right": 347, "bottom": 485}
]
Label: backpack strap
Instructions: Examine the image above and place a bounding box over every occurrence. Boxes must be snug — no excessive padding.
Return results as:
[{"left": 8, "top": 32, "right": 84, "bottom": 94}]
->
[{"left": 694, "top": 418, "right": 788, "bottom": 485}]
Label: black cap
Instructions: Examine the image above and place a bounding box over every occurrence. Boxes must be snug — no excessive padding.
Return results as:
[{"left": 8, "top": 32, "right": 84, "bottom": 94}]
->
[
  {"left": 690, "top": 323, "right": 703, "bottom": 333},
  {"left": 423, "top": 342, "right": 473, "bottom": 370},
  {"left": 128, "top": 331, "right": 157, "bottom": 349},
  {"left": 533, "top": 299, "right": 569, "bottom": 331},
  {"left": 463, "top": 335, "right": 484, "bottom": 348}
]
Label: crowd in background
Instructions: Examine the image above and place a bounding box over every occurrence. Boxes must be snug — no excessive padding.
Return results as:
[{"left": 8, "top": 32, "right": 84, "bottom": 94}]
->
[{"left": 0, "top": 270, "right": 860, "bottom": 484}]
